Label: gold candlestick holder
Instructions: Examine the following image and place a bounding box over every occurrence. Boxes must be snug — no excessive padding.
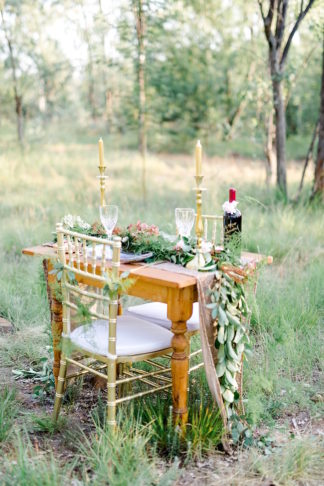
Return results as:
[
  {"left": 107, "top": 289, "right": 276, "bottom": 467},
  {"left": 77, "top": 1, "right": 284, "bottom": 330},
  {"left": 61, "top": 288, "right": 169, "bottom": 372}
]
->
[
  {"left": 97, "top": 165, "right": 108, "bottom": 207},
  {"left": 191, "top": 175, "right": 207, "bottom": 269}
]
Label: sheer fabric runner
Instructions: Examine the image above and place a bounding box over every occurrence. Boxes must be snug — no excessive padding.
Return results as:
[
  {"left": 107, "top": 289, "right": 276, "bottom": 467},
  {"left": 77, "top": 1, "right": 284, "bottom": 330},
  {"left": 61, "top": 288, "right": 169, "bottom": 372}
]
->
[{"left": 154, "top": 262, "right": 228, "bottom": 427}]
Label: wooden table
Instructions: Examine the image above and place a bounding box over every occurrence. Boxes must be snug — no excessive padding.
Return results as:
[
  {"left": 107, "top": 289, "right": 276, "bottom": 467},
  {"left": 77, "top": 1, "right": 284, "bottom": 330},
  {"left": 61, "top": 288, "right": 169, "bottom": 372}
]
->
[{"left": 22, "top": 244, "right": 267, "bottom": 425}]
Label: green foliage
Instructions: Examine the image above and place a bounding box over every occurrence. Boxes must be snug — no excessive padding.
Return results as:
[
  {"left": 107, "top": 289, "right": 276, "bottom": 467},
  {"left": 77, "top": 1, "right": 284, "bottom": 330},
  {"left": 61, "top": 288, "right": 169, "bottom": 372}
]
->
[
  {"left": 31, "top": 414, "right": 67, "bottom": 435},
  {"left": 1, "top": 0, "right": 321, "bottom": 153},
  {"left": 78, "top": 416, "right": 179, "bottom": 485},
  {"left": 134, "top": 394, "right": 223, "bottom": 461},
  {"left": 208, "top": 263, "right": 250, "bottom": 417},
  {"left": 103, "top": 270, "right": 134, "bottom": 300},
  {"left": 0, "top": 387, "right": 18, "bottom": 443},
  {"left": 12, "top": 356, "right": 55, "bottom": 399}
]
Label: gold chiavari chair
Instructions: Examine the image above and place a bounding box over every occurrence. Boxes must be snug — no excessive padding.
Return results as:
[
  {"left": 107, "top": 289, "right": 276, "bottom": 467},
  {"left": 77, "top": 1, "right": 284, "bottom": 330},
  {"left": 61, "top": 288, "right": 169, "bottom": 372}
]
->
[
  {"left": 53, "top": 224, "right": 173, "bottom": 428},
  {"left": 126, "top": 213, "right": 223, "bottom": 376}
]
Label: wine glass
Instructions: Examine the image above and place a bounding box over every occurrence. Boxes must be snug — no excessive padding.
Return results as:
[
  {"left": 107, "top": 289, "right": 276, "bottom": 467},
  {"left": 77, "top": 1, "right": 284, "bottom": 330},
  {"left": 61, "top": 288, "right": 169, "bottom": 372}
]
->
[
  {"left": 99, "top": 205, "right": 118, "bottom": 239},
  {"left": 175, "top": 208, "right": 195, "bottom": 244}
]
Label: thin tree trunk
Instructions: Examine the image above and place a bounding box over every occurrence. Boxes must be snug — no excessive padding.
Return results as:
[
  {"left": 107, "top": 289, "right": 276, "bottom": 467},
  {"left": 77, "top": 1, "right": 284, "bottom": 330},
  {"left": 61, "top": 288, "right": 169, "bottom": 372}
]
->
[
  {"left": 311, "top": 36, "right": 324, "bottom": 200},
  {"left": 294, "top": 119, "right": 319, "bottom": 200},
  {"left": 1, "top": 9, "right": 24, "bottom": 144},
  {"left": 133, "top": 0, "right": 147, "bottom": 201},
  {"left": 15, "top": 94, "right": 24, "bottom": 142},
  {"left": 265, "top": 109, "right": 275, "bottom": 185}
]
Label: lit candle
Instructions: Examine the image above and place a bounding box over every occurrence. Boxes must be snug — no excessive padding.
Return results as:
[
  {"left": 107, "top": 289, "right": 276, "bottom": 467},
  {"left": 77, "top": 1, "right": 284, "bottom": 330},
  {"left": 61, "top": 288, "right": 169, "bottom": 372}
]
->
[
  {"left": 195, "top": 140, "right": 202, "bottom": 176},
  {"left": 98, "top": 138, "right": 104, "bottom": 167}
]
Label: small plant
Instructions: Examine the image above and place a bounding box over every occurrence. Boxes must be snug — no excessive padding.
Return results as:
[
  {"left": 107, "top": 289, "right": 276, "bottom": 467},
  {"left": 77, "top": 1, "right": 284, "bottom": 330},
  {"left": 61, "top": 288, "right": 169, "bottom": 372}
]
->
[
  {"left": 32, "top": 414, "right": 67, "bottom": 435},
  {"left": 12, "top": 356, "right": 55, "bottom": 399},
  {"left": 136, "top": 394, "right": 223, "bottom": 461},
  {"left": 0, "top": 387, "right": 18, "bottom": 442},
  {"left": 230, "top": 413, "right": 275, "bottom": 453}
]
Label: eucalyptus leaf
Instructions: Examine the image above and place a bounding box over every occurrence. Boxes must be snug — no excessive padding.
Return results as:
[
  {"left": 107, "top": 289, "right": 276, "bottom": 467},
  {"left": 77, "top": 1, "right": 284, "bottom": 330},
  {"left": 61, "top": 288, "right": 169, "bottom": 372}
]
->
[{"left": 218, "top": 306, "right": 228, "bottom": 326}]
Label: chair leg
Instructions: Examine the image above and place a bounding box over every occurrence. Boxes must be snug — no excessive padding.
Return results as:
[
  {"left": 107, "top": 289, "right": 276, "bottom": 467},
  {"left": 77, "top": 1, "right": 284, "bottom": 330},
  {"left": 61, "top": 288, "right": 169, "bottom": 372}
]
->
[
  {"left": 107, "top": 360, "right": 117, "bottom": 431},
  {"left": 53, "top": 356, "right": 67, "bottom": 422}
]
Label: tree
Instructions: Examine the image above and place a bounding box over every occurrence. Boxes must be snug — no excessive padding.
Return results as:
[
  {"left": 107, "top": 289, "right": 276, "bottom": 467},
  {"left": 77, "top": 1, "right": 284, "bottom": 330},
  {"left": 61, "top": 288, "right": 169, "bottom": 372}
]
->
[
  {"left": 312, "top": 34, "right": 324, "bottom": 199},
  {"left": 258, "top": 0, "right": 316, "bottom": 197}
]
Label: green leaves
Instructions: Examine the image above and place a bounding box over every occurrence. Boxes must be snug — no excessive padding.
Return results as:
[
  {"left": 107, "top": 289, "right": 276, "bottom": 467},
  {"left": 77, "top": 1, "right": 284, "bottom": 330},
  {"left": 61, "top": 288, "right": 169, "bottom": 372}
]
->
[
  {"left": 206, "top": 254, "right": 252, "bottom": 421},
  {"left": 103, "top": 270, "right": 134, "bottom": 299},
  {"left": 218, "top": 305, "right": 229, "bottom": 326},
  {"left": 49, "top": 261, "right": 64, "bottom": 281}
]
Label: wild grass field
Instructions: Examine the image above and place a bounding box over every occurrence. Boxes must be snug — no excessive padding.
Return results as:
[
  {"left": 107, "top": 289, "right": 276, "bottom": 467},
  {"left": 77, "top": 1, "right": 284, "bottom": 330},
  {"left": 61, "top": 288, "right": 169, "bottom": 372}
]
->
[{"left": 0, "top": 141, "right": 323, "bottom": 485}]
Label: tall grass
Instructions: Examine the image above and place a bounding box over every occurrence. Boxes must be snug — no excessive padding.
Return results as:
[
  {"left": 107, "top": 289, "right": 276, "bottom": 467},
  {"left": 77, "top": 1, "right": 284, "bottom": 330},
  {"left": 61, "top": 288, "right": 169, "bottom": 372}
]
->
[
  {"left": 78, "top": 416, "right": 179, "bottom": 485},
  {"left": 0, "top": 387, "right": 18, "bottom": 442},
  {"left": 0, "top": 432, "right": 75, "bottom": 486}
]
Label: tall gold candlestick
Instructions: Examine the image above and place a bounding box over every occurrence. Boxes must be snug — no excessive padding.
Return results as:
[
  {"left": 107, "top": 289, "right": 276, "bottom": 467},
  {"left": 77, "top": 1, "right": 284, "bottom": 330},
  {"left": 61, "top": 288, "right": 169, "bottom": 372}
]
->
[
  {"left": 97, "top": 138, "right": 108, "bottom": 207},
  {"left": 194, "top": 175, "right": 206, "bottom": 268},
  {"left": 195, "top": 175, "right": 204, "bottom": 251},
  {"left": 188, "top": 141, "right": 207, "bottom": 270},
  {"left": 195, "top": 139, "right": 202, "bottom": 176}
]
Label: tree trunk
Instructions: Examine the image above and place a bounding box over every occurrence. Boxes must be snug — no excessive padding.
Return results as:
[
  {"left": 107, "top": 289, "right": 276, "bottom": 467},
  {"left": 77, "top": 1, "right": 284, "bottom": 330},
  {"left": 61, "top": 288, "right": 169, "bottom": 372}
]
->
[
  {"left": 312, "top": 36, "right": 324, "bottom": 200},
  {"left": 258, "top": 0, "right": 315, "bottom": 198},
  {"left": 273, "top": 80, "right": 287, "bottom": 195},
  {"left": 15, "top": 94, "right": 23, "bottom": 143},
  {"left": 270, "top": 50, "right": 287, "bottom": 196},
  {"left": 265, "top": 109, "right": 275, "bottom": 185},
  {"left": 133, "top": 0, "right": 147, "bottom": 201}
]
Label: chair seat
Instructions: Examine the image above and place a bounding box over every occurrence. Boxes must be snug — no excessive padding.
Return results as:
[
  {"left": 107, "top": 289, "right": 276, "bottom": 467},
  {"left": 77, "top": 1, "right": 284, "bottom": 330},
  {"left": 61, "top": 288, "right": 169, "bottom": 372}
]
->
[
  {"left": 126, "top": 302, "right": 200, "bottom": 332},
  {"left": 69, "top": 315, "right": 173, "bottom": 358}
]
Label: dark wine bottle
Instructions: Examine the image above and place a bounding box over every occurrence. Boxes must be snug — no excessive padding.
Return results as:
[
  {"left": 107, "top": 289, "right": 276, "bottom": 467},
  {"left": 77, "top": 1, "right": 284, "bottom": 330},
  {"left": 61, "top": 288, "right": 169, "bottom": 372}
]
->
[{"left": 223, "top": 188, "right": 242, "bottom": 251}]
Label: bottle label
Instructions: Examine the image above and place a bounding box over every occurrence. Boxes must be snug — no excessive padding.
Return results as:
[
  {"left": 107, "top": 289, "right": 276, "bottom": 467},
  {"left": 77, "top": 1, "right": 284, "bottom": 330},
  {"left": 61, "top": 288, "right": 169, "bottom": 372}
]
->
[{"left": 222, "top": 200, "right": 238, "bottom": 214}]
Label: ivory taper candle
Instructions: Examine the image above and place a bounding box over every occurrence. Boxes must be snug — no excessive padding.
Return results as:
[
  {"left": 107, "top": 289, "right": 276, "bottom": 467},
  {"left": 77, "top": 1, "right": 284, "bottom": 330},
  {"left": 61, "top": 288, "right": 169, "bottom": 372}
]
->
[
  {"left": 195, "top": 140, "right": 202, "bottom": 176},
  {"left": 98, "top": 138, "right": 104, "bottom": 167}
]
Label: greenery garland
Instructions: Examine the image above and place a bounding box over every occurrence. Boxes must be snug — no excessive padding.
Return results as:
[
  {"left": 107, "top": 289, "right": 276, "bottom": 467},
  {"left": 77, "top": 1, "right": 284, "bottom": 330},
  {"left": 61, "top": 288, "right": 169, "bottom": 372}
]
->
[{"left": 207, "top": 263, "right": 251, "bottom": 418}]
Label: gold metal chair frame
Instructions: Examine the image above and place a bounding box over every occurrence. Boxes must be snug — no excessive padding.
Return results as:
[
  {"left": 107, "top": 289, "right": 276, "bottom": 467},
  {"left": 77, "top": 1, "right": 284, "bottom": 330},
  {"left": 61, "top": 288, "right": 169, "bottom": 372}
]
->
[{"left": 53, "top": 224, "right": 173, "bottom": 429}]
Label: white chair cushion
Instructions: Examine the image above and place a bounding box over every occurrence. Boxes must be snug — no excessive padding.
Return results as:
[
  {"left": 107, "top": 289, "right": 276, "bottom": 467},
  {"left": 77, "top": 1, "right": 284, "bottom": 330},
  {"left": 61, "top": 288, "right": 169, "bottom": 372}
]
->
[
  {"left": 70, "top": 315, "right": 173, "bottom": 357},
  {"left": 126, "top": 302, "right": 200, "bottom": 332}
]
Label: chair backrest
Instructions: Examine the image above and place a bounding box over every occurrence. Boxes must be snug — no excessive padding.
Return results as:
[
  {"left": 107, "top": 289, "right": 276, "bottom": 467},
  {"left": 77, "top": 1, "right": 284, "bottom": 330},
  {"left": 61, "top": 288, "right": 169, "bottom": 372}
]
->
[
  {"left": 56, "top": 223, "right": 121, "bottom": 358},
  {"left": 201, "top": 214, "right": 223, "bottom": 247}
]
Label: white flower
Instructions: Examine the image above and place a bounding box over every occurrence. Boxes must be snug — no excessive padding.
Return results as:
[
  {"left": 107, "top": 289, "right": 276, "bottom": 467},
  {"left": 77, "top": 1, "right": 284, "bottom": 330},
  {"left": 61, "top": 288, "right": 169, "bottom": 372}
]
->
[
  {"left": 222, "top": 201, "right": 238, "bottom": 214},
  {"left": 61, "top": 214, "right": 90, "bottom": 230},
  {"left": 201, "top": 240, "right": 212, "bottom": 253}
]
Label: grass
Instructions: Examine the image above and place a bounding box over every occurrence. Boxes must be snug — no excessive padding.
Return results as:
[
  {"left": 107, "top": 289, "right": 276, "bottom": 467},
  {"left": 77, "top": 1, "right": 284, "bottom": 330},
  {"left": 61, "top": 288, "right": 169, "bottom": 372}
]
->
[
  {"left": 78, "top": 416, "right": 179, "bottom": 486},
  {"left": 0, "top": 432, "right": 76, "bottom": 486},
  {"left": 0, "top": 137, "right": 323, "bottom": 483},
  {"left": 0, "top": 387, "right": 18, "bottom": 443},
  {"left": 237, "top": 436, "right": 324, "bottom": 486}
]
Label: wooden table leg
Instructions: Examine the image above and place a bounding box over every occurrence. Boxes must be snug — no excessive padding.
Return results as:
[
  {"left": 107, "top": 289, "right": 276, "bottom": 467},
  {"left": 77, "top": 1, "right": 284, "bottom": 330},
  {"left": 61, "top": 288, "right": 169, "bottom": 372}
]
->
[
  {"left": 167, "top": 287, "right": 194, "bottom": 428},
  {"left": 44, "top": 259, "right": 63, "bottom": 388}
]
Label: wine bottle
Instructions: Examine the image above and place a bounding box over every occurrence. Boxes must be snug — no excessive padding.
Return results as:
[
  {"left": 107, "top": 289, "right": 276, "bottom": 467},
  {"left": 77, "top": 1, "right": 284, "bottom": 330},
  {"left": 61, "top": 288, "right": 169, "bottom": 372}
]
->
[{"left": 223, "top": 188, "right": 242, "bottom": 251}]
